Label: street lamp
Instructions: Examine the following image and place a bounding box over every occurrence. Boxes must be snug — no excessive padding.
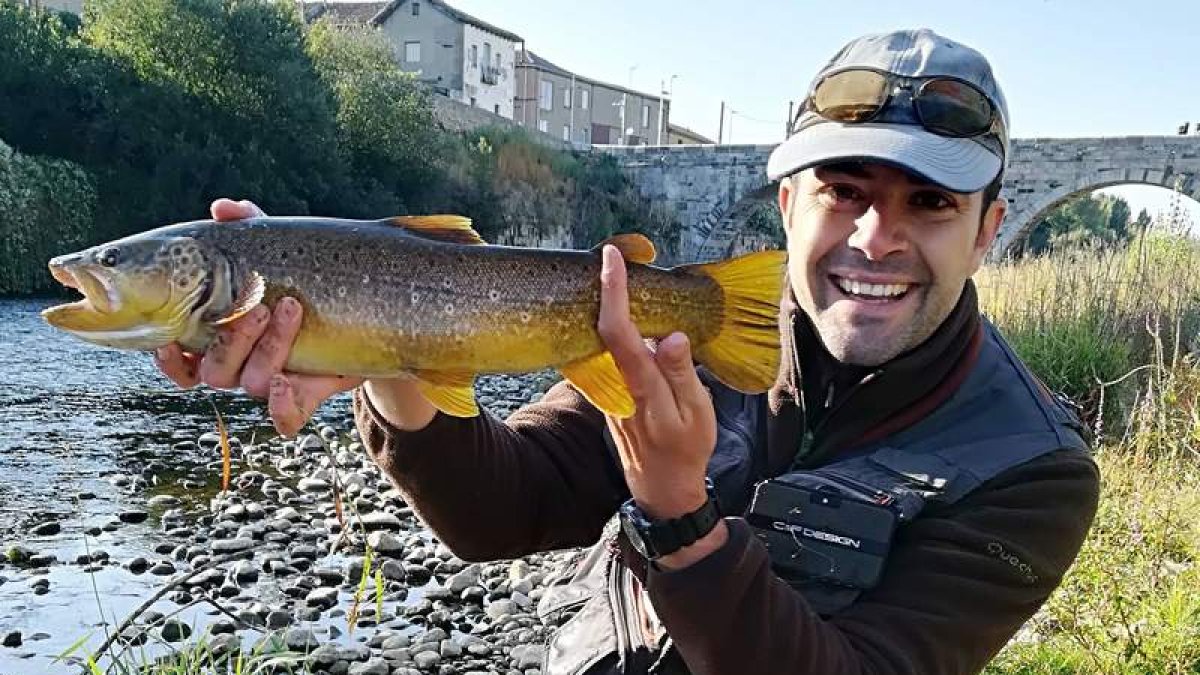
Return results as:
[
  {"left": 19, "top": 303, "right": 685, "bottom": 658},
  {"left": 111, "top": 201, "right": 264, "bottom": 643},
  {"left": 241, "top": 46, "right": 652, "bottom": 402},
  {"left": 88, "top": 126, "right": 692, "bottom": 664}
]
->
[{"left": 656, "top": 74, "right": 678, "bottom": 145}]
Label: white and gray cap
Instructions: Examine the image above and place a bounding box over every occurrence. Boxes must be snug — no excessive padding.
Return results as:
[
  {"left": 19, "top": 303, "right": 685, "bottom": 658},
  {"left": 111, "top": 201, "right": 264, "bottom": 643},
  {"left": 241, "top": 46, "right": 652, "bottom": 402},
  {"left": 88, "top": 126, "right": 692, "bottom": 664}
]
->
[{"left": 766, "top": 29, "right": 1010, "bottom": 193}]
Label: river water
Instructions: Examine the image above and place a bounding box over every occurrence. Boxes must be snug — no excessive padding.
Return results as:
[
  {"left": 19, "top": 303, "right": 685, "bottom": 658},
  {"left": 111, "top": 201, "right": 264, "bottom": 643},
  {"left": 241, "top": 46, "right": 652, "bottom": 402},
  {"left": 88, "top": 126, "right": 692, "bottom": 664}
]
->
[{"left": 0, "top": 297, "right": 355, "bottom": 673}]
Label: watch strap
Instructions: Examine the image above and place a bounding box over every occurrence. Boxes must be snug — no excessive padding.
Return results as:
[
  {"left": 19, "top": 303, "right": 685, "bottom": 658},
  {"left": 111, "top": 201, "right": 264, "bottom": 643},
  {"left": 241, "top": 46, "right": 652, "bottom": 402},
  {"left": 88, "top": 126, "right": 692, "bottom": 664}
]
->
[{"left": 621, "top": 495, "right": 721, "bottom": 560}]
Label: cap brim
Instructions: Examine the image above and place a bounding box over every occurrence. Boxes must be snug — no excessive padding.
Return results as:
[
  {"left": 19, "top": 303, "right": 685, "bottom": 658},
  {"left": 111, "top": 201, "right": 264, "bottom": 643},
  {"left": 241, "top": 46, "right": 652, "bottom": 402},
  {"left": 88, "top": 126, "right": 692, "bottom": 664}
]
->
[{"left": 766, "top": 122, "right": 1001, "bottom": 193}]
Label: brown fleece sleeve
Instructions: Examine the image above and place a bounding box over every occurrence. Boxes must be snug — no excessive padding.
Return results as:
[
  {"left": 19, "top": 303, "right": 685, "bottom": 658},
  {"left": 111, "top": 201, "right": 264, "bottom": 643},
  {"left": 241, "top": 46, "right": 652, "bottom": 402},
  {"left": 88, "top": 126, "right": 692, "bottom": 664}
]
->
[
  {"left": 353, "top": 381, "right": 629, "bottom": 561},
  {"left": 646, "top": 450, "right": 1100, "bottom": 675}
]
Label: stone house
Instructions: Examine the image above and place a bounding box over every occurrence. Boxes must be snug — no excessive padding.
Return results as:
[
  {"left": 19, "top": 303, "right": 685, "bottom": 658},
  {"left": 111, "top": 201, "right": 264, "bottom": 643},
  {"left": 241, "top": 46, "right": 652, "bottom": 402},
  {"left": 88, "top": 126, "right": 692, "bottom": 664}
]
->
[
  {"left": 303, "top": 0, "right": 523, "bottom": 120},
  {"left": 667, "top": 123, "right": 714, "bottom": 145},
  {"left": 514, "top": 50, "right": 669, "bottom": 148}
]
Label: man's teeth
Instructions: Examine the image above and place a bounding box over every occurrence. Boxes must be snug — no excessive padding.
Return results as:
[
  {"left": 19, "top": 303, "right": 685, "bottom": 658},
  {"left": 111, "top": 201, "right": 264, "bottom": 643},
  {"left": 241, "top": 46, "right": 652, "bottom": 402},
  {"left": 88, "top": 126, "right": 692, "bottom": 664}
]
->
[{"left": 835, "top": 277, "right": 910, "bottom": 298}]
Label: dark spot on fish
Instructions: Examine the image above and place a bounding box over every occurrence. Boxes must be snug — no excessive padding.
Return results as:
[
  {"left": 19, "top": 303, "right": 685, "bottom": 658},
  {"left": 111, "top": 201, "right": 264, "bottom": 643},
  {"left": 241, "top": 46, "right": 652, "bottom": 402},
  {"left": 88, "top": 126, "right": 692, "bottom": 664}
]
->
[
  {"left": 179, "top": 256, "right": 190, "bottom": 265},
  {"left": 171, "top": 246, "right": 182, "bottom": 257},
  {"left": 281, "top": 252, "right": 288, "bottom": 261}
]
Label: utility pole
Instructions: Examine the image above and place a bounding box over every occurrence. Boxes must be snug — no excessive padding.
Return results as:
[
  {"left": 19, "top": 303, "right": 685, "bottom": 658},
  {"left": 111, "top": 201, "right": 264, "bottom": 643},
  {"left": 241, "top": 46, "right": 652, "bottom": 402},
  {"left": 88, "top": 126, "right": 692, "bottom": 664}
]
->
[
  {"left": 569, "top": 72, "right": 576, "bottom": 145},
  {"left": 786, "top": 100, "right": 795, "bottom": 137},
  {"left": 717, "top": 101, "right": 725, "bottom": 144},
  {"left": 656, "top": 74, "right": 678, "bottom": 146}
]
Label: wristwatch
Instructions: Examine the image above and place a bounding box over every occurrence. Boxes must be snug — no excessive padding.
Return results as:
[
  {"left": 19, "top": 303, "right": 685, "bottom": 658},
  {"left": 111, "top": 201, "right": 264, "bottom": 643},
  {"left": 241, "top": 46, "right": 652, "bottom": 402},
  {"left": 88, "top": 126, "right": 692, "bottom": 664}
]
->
[{"left": 618, "top": 485, "right": 721, "bottom": 561}]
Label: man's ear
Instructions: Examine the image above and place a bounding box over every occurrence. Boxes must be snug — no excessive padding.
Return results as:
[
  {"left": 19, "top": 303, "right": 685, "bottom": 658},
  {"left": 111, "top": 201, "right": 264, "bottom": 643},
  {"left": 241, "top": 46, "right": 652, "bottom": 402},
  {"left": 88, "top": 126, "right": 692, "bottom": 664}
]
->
[
  {"left": 970, "top": 197, "right": 1007, "bottom": 272},
  {"left": 778, "top": 176, "right": 794, "bottom": 233}
]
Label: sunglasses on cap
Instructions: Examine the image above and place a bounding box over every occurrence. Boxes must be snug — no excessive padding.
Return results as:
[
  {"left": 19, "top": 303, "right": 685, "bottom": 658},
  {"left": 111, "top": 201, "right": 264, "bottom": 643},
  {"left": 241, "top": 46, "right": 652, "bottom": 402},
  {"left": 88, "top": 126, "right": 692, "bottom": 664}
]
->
[{"left": 796, "top": 68, "right": 1002, "bottom": 140}]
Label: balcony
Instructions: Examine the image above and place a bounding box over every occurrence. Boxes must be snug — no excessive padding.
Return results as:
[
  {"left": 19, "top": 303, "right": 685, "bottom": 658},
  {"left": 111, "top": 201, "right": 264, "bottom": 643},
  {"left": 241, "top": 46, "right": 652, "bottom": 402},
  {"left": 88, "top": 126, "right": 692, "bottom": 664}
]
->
[{"left": 481, "top": 66, "right": 502, "bottom": 85}]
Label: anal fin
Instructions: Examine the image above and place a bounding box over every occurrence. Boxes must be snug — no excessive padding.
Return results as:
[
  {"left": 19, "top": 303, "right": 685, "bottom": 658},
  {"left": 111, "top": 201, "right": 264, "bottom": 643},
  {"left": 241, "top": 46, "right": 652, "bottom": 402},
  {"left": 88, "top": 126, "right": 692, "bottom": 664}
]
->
[
  {"left": 415, "top": 369, "right": 479, "bottom": 417},
  {"left": 559, "top": 351, "right": 635, "bottom": 418},
  {"left": 591, "top": 233, "right": 656, "bottom": 265}
]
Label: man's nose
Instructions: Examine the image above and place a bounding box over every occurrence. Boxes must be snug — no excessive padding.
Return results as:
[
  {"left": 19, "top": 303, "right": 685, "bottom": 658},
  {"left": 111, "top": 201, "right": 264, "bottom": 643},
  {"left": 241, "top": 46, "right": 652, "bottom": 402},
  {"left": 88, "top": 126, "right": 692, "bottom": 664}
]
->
[{"left": 847, "top": 206, "right": 908, "bottom": 261}]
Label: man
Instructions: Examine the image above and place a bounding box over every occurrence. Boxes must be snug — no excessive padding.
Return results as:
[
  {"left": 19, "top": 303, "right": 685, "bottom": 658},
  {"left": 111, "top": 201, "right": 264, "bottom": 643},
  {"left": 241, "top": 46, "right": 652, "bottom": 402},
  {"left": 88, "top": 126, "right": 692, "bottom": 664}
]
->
[{"left": 156, "top": 29, "right": 1099, "bottom": 675}]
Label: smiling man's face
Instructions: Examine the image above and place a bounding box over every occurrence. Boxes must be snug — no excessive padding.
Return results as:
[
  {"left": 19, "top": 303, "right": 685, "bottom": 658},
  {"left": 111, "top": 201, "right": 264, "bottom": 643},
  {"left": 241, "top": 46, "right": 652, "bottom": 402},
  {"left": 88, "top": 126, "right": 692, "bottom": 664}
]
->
[{"left": 779, "top": 162, "right": 1006, "bottom": 366}]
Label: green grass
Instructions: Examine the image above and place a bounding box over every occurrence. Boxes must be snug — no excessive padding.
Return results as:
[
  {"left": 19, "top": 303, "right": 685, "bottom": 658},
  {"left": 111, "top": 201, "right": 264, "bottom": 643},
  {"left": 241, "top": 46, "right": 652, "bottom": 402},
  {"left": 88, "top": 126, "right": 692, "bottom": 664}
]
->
[{"left": 984, "top": 228, "right": 1200, "bottom": 674}]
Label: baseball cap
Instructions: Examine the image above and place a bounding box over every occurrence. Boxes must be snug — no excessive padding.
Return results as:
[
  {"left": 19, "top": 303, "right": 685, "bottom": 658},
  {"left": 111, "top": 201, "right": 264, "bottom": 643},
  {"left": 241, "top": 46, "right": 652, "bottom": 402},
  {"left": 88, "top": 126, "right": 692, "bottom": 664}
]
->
[{"left": 766, "top": 29, "right": 1010, "bottom": 193}]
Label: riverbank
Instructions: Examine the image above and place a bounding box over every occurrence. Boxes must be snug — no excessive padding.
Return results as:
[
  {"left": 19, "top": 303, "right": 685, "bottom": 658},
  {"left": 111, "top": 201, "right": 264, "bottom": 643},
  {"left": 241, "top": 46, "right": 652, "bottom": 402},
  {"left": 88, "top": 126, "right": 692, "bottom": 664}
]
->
[{"left": 1, "top": 361, "right": 572, "bottom": 674}]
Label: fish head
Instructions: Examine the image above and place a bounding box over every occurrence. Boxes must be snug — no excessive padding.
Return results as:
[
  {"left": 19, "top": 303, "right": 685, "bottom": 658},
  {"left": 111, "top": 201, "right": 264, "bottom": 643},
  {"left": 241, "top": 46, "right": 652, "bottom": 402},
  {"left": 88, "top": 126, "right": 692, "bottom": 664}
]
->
[{"left": 41, "top": 231, "right": 225, "bottom": 351}]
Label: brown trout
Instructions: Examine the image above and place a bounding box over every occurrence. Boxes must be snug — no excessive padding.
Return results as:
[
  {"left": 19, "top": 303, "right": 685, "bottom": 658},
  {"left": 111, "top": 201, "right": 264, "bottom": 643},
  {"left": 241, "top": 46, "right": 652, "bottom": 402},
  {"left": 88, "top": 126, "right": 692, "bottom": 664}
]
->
[{"left": 42, "top": 215, "right": 786, "bottom": 418}]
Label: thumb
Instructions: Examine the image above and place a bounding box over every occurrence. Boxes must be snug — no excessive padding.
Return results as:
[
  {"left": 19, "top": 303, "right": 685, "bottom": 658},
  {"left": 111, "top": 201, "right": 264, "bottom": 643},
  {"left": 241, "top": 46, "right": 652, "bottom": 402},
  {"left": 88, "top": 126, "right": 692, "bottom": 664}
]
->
[{"left": 210, "top": 198, "right": 265, "bottom": 222}]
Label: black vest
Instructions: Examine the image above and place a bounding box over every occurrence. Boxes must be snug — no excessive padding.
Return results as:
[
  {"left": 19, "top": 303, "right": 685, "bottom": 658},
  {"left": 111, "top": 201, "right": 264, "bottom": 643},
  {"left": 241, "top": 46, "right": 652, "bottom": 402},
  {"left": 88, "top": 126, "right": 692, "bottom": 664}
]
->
[{"left": 537, "top": 320, "right": 1092, "bottom": 675}]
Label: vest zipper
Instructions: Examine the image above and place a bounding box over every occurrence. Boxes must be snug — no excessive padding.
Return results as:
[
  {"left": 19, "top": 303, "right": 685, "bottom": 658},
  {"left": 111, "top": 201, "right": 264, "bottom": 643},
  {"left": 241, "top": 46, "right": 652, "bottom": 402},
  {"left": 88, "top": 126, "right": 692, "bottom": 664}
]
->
[{"left": 795, "top": 470, "right": 895, "bottom": 506}]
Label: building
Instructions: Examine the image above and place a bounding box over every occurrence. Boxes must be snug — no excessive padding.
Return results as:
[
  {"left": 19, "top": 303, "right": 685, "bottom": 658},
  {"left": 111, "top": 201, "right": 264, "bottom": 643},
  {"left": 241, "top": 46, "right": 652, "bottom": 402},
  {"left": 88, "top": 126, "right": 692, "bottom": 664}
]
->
[
  {"left": 514, "top": 50, "right": 669, "bottom": 147},
  {"left": 303, "top": 0, "right": 523, "bottom": 119},
  {"left": 666, "top": 123, "right": 714, "bottom": 145},
  {"left": 18, "top": 0, "right": 82, "bottom": 14}
]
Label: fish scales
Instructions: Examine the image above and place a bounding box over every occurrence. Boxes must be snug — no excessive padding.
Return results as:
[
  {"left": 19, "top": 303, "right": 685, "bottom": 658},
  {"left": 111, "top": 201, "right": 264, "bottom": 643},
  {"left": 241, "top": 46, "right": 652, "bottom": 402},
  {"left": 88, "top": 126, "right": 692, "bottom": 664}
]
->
[{"left": 198, "top": 220, "right": 723, "bottom": 376}]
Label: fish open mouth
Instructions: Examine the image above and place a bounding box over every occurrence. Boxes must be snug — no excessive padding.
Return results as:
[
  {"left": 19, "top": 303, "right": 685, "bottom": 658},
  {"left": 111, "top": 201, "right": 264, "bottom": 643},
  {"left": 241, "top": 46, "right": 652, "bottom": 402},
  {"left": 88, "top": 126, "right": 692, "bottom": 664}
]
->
[{"left": 46, "top": 261, "right": 117, "bottom": 314}]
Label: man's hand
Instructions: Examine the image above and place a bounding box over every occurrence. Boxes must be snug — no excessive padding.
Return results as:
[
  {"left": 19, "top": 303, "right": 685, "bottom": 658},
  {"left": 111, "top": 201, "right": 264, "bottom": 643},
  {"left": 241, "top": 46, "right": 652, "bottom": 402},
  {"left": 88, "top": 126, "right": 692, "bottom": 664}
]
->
[
  {"left": 596, "top": 245, "right": 729, "bottom": 569},
  {"left": 152, "top": 198, "right": 362, "bottom": 437}
]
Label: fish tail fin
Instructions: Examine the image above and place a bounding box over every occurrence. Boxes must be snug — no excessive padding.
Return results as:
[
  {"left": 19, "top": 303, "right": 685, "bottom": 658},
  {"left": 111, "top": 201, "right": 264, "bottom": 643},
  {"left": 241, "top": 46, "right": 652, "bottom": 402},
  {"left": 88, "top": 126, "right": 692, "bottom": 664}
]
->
[{"left": 683, "top": 249, "right": 787, "bottom": 393}]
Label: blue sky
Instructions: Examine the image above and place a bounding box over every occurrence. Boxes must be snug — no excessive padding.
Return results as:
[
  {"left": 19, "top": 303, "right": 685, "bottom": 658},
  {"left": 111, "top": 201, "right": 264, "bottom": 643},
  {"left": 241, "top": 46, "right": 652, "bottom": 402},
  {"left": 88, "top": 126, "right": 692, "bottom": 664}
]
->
[{"left": 446, "top": 0, "right": 1200, "bottom": 225}]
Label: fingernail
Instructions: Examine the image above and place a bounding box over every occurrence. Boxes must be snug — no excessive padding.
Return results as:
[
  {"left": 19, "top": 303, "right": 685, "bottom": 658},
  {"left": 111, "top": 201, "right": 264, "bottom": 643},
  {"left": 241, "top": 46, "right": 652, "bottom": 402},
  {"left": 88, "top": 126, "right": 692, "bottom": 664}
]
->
[
  {"left": 154, "top": 348, "right": 166, "bottom": 361},
  {"left": 281, "top": 298, "right": 299, "bottom": 318},
  {"left": 252, "top": 305, "right": 269, "bottom": 323}
]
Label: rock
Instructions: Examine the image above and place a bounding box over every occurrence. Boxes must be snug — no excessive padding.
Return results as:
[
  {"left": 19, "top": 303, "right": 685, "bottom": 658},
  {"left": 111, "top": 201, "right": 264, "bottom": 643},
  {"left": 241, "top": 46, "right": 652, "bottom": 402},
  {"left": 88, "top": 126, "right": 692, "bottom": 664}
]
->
[
  {"left": 485, "top": 599, "right": 518, "bottom": 619},
  {"left": 367, "top": 531, "right": 405, "bottom": 556},
  {"left": 511, "top": 644, "right": 546, "bottom": 669},
  {"left": 2, "top": 631, "right": 21, "bottom": 647},
  {"left": 30, "top": 521, "right": 61, "bottom": 536},
  {"left": 211, "top": 538, "right": 255, "bottom": 554},
  {"left": 313, "top": 567, "right": 344, "bottom": 586},
  {"left": 339, "top": 643, "right": 371, "bottom": 661},
  {"left": 198, "top": 432, "right": 221, "bottom": 447},
  {"left": 297, "top": 478, "right": 330, "bottom": 493},
  {"left": 109, "top": 474, "right": 132, "bottom": 487},
  {"left": 149, "top": 561, "right": 176, "bottom": 575},
  {"left": 116, "top": 626, "right": 147, "bottom": 646},
  {"left": 230, "top": 560, "right": 259, "bottom": 583},
  {"left": 147, "top": 494, "right": 181, "bottom": 507},
  {"left": 160, "top": 619, "right": 191, "bottom": 642},
  {"left": 307, "top": 644, "right": 340, "bottom": 668},
  {"left": 380, "top": 559, "right": 406, "bottom": 582},
  {"left": 224, "top": 504, "right": 248, "bottom": 521},
  {"left": 209, "top": 633, "right": 240, "bottom": 657},
  {"left": 284, "top": 628, "right": 320, "bottom": 651},
  {"left": 209, "top": 620, "right": 237, "bottom": 635},
  {"left": 381, "top": 634, "right": 412, "bottom": 650},
  {"left": 359, "top": 511, "right": 403, "bottom": 531},
  {"left": 348, "top": 657, "right": 391, "bottom": 675},
  {"left": 119, "top": 509, "right": 149, "bottom": 524},
  {"left": 412, "top": 650, "right": 441, "bottom": 669},
  {"left": 266, "top": 610, "right": 294, "bottom": 630},
  {"left": 184, "top": 569, "right": 225, "bottom": 587},
  {"left": 5, "top": 546, "right": 33, "bottom": 565},
  {"left": 440, "top": 638, "right": 463, "bottom": 658},
  {"left": 306, "top": 586, "right": 339, "bottom": 609}
]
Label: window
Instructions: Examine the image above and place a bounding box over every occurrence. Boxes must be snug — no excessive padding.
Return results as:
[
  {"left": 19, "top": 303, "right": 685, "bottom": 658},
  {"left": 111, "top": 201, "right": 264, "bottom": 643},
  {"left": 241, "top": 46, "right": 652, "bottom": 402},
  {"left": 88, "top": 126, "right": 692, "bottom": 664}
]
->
[
  {"left": 495, "top": 53, "right": 501, "bottom": 68},
  {"left": 412, "top": 2, "right": 419, "bottom": 15},
  {"left": 482, "top": 43, "right": 492, "bottom": 69},
  {"left": 579, "top": 128, "right": 588, "bottom": 144},
  {"left": 563, "top": 125, "right": 570, "bottom": 141},
  {"left": 470, "top": 97, "right": 476, "bottom": 107},
  {"left": 470, "top": 45, "right": 477, "bottom": 67},
  {"left": 404, "top": 41, "right": 420, "bottom": 63},
  {"left": 539, "top": 80, "right": 553, "bottom": 111},
  {"left": 495, "top": 104, "right": 501, "bottom": 114},
  {"left": 580, "top": 90, "right": 589, "bottom": 110},
  {"left": 537, "top": 119, "right": 549, "bottom": 133},
  {"left": 642, "top": 104, "right": 650, "bottom": 128},
  {"left": 563, "top": 88, "right": 571, "bottom": 109}
]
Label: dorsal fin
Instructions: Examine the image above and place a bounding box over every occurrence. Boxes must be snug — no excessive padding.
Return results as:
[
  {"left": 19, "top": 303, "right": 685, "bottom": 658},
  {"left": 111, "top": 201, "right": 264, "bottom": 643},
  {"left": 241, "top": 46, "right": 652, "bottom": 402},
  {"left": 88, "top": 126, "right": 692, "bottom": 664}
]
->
[
  {"left": 385, "top": 215, "right": 486, "bottom": 245},
  {"left": 212, "top": 270, "right": 265, "bottom": 326},
  {"left": 591, "top": 233, "right": 656, "bottom": 265}
]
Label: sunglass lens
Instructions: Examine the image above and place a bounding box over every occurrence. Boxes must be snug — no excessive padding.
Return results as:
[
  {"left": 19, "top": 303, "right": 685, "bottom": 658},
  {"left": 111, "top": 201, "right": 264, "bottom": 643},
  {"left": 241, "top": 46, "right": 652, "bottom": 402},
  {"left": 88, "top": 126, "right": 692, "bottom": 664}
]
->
[
  {"left": 916, "top": 80, "right": 993, "bottom": 137},
  {"left": 812, "top": 70, "right": 889, "bottom": 122}
]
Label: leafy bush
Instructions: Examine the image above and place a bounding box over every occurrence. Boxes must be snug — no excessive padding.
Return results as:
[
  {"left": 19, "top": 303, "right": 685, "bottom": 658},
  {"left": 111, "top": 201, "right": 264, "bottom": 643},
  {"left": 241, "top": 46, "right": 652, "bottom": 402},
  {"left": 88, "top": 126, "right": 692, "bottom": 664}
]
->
[{"left": 0, "top": 139, "right": 95, "bottom": 294}]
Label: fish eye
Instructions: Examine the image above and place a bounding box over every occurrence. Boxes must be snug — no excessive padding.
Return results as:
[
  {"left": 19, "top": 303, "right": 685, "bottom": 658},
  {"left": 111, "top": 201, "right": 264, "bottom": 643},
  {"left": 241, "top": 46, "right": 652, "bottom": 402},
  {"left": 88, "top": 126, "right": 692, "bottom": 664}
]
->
[{"left": 98, "top": 247, "right": 121, "bottom": 267}]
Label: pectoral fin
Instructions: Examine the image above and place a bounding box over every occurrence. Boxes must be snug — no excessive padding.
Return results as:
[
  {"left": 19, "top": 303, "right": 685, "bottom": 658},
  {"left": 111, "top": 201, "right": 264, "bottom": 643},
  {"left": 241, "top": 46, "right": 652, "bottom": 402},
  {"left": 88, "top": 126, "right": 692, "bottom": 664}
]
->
[
  {"left": 415, "top": 370, "right": 479, "bottom": 417},
  {"left": 559, "top": 351, "right": 635, "bottom": 418},
  {"left": 213, "top": 271, "right": 266, "bottom": 326}
]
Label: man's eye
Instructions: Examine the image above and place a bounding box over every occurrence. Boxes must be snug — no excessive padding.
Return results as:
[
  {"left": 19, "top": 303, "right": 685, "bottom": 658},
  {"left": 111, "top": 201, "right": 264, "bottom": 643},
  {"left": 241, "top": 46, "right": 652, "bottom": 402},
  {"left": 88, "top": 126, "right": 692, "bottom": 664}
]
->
[
  {"left": 911, "top": 191, "right": 955, "bottom": 210},
  {"left": 819, "top": 184, "right": 864, "bottom": 207}
]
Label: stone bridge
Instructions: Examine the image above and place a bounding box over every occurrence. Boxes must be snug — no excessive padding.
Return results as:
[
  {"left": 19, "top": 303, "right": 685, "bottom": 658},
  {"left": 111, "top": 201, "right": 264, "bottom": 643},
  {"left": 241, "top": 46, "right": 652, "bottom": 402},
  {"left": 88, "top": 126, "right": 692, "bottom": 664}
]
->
[{"left": 600, "top": 136, "right": 1200, "bottom": 262}]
